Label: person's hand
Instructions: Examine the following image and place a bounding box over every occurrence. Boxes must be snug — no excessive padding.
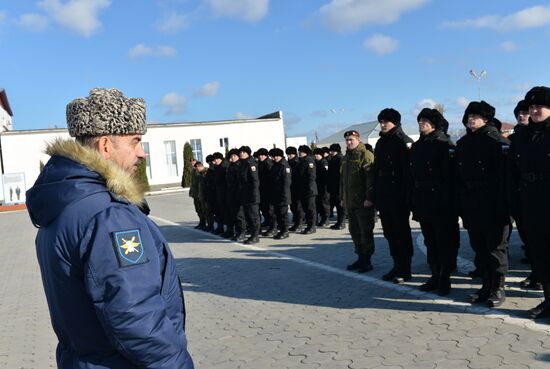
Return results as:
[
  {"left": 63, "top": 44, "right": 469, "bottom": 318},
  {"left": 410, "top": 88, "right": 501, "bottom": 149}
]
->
[{"left": 363, "top": 200, "right": 373, "bottom": 208}]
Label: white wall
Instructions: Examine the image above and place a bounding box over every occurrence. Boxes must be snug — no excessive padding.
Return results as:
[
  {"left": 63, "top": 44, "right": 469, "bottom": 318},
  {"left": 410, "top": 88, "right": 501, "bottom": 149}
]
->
[
  {"left": 286, "top": 136, "right": 307, "bottom": 148},
  {"left": 0, "top": 116, "right": 286, "bottom": 199}
]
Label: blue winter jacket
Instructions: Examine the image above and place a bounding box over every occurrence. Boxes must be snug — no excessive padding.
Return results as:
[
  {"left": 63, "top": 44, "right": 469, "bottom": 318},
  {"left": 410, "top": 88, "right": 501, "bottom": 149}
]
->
[{"left": 26, "top": 139, "right": 194, "bottom": 369}]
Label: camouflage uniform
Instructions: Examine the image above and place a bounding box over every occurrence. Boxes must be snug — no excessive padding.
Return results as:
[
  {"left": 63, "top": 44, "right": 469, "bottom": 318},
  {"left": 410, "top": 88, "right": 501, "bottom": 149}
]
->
[{"left": 340, "top": 142, "right": 376, "bottom": 260}]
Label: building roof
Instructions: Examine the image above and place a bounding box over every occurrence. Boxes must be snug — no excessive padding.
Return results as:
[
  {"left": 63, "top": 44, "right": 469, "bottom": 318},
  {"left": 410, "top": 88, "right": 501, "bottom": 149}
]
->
[
  {"left": 0, "top": 111, "right": 283, "bottom": 136},
  {"left": 317, "top": 121, "right": 379, "bottom": 146},
  {"left": 0, "top": 89, "right": 13, "bottom": 116}
]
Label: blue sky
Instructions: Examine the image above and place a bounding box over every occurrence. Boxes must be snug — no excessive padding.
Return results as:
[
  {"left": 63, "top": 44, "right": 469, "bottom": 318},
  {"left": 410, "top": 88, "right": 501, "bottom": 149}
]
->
[{"left": 1, "top": 0, "right": 550, "bottom": 140}]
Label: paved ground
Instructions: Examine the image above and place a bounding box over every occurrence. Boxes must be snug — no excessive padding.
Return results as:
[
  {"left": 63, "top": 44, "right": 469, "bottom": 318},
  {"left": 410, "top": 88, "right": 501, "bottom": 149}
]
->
[{"left": 1, "top": 190, "right": 550, "bottom": 368}]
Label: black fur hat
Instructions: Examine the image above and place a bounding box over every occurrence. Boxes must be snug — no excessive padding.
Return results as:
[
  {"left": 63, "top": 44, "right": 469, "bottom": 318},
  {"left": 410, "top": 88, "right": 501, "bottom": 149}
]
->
[
  {"left": 525, "top": 86, "right": 550, "bottom": 108},
  {"left": 238, "top": 146, "right": 252, "bottom": 155},
  {"left": 269, "top": 148, "right": 284, "bottom": 157},
  {"left": 298, "top": 145, "right": 312, "bottom": 155},
  {"left": 513, "top": 100, "right": 529, "bottom": 118},
  {"left": 285, "top": 146, "right": 297, "bottom": 155},
  {"left": 377, "top": 108, "right": 401, "bottom": 126},
  {"left": 322, "top": 146, "right": 330, "bottom": 155},
  {"left": 313, "top": 148, "right": 324, "bottom": 156},
  {"left": 433, "top": 110, "right": 449, "bottom": 134},
  {"left": 462, "top": 101, "right": 495, "bottom": 126},
  {"left": 329, "top": 143, "right": 341, "bottom": 152},
  {"left": 205, "top": 154, "right": 213, "bottom": 163},
  {"left": 212, "top": 152, "right": 224, "bottom": 160},
  {"left": 417, "top": 108, "right": 438, "bottom": 127},
  {"left": 256, "top": 148, "right": 269, "bottom": 156},
  {"left": 228, "top": 148, "right": 240, "bottom": 157}
]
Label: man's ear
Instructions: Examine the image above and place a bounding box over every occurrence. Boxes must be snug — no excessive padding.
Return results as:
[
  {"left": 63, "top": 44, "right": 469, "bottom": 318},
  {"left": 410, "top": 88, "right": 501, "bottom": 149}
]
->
[{"left": 96, "top": 136, "right": 113, "bottom": 159}]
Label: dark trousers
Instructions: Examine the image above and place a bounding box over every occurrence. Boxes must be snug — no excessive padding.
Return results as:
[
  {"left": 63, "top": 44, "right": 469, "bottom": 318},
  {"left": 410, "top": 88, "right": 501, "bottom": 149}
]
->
[
  {"left": 379, "top": 210, "right": 414, "bottom": 273},
  {"left": 290, "top": 197, "right": 304, "bottom": 226},
  {"left": 420, "top": 217, "right": 460, "bottom": 270},
  {"left": 329, "top": 193, "right": 345, "bottom": 224},
  {"left": 243, "top": 203, "right": 260, "bottom": 237},
  {"left": 467, "top": 225, "right": 509, "bottom": 275},
  {"left": 348, "top": 207, "right": 375, "bottom": 256},
  {"left": 227, "top": 202, "right": 246, "bottom": 235},
  {"left": 316, "top": 193, "right": 330, "bottom": 221},
  {"left": 528, "top": 225, "right": 550, "bottom": 284},
  {"left": 259, "top": 201, "right": 276, "bottom": 228},
  {"left": 300, "top": 196, "right": 317, "bottom": 228},
  {"left": 273, "top": 205, "right": 289, "bottom": 232}
]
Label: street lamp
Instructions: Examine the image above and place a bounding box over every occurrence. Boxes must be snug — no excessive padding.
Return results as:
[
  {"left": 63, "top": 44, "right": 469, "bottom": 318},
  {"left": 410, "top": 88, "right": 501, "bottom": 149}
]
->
[
  {"left": 469, "top": 69, "right": 487, "bottom": 100},
  {"left": 330, "top": 108, "right": 345, "bottom": 131}
]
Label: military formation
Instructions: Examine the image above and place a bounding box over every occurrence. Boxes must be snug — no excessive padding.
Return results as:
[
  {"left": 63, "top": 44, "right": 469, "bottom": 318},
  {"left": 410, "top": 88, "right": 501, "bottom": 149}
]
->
[{"left": 187, "top": 85, "right": 550, "bottom": 320}]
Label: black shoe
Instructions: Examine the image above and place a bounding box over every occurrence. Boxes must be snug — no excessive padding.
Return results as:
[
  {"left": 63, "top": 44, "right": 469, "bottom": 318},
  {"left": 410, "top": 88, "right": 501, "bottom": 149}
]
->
[
  {"left": 194, "top": 223, "right": 202, "bottom": 229},
  {"left": 317, "top": 218, "right": 328, "bottom": 227},
  {"left": 528, "top": 301, "right": 550, "bottom": 319},
  {"left": 262, "top": 228, "right": 277, "bottom": 237},
  {"left": 357, "top": 261, "right": 373, "bottom": 273},
  {"left": 437, "top": 281, "right": 451, "bottom": 296},
  {"left": 213, "top": 226, "right": 224, "bottom": 235},
  {"left": 346, "top": 256, "right": 363, "bottom": 271},
  {"left": 274, "top": 231, "right": 289, "bottom": 240},
  {"left": 300, "top": 227, "right": 316, "bottom": 235},
  {"left": 419, "top": 276, "right": 439, "bottom": 292},
  {"left": 487, "top": 288, "right": 506, "bottom": 307},
  {"left": 470, "top": 288, "right": 491, "bottom": 303},
  {"left": 244, "top": 236, "right": 259, "bottom": 245},
  {"left": 393, "top": 274, "right": 412, "bottom": 284},
  {"left": 520, "top": 275, "right": 543, "bottom": 290},
  {"left": 232, "top": 233, "right": 247, "bottom": 242},
  {"left": 289, "top": 224, "right": 301, "bottom": 232},
  {"left": 382, "top": 267, "right": 398, "bottom": 281},
  {"left": 330, "top": 222, "right": 345, "bottom": 230}
]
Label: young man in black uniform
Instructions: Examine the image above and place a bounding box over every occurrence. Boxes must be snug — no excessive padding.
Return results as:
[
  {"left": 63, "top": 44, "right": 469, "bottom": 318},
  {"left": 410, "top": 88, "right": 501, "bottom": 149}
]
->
[
  {"left": 238, "top": 146, "right": 261, "bottom": 244},
  {"left": 508, "top": 100, "right": 541, "bottom": 290},
  {"left": 508, "top": 86, "right": 550, "bottom": 318},
  {"left": 286, "top": 146, "right": 304, "bottom": 231},
  {"left": 224, "top": 149, "right": 246, "bottom": 241},
  {"left": 211, "top": 152, "right": 228, "bottom": 235},
  {"left": 456, "top": 101, "right": 510, "bottom": 307},
  {"left": 296, "top": 145, "right": 318, "bottom": 234},
  {"left": 203, "top": 154, "right": 216, "bottom": 232},
  {"left": 410, "top": 108, "right": 460, "bottom": 296},
  {"left": 327, "top": 143, "right": 345, "bottom": 229},
  {"left": 313, "top": 148, "right": 330, "bottom": 227},
  {"left": 374, "top": 108, "right": 414, "bottom": 284},
  {"left": 257, "top": 148, "right": 277, "bottom": 236},
  {"left": 268, "top": 148, "right": 292, "bottom": 239}
]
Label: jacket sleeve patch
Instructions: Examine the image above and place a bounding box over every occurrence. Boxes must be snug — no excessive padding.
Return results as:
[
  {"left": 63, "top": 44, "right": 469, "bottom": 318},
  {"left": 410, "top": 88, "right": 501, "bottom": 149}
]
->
[
  {"left": 285, "top": 167, "right": 291, "bottom": 173},
  {"left": 309, "top": 163, "right": 314, "bottom": 169},
  {"left": 111, "top": 229, "right": 149, "bottom": 267},
  {"left": 251, "top": 166, "right": 257, "bottom": 172}
]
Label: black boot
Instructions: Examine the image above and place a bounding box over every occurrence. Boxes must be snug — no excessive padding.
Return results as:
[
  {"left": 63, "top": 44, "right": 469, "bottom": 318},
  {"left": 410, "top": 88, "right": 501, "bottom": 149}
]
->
[
  {"left": 274, "top": 231, "right": 289, "bottom": 240},
  {"left": 300, "top": 227, "right": 316, "bottom": 235},
  {"left": 528, "top": 283, "right": 550, "bottom": 319},
  {"left": 437, "top": 265, "right": 452, "bottom": 296},
  {"left": 317, "top": 217, "right": 328, "bottom": 227},
  {"left": 213, "top": 224, "right": 224, "bottom": 235},
  {"left": 346, "top": 255, "right": 364, "bottom": 271},
  {"left": 520, "top": 273, "right": 543, "bottom": 290},
  {"left": 232, "top": 233, "right": 247, "bottom": 242},
  {"left": 330, "top": 221, "right": 346, "bottom": 230},
  {"left": 382, "top": 266, "right": 399, "bottom": 281},
  {"left": 470, "top": 270, "right": 491, "bottom": 303},
  {"left": 393, "top": 264, "right": 412, "bottom": 284},
  {"left": 487, "top": 273, "right": 506, "bottom": 308},
  {"left": 262, "top": 228, "right": 277, "bottom": 237},
  {"left": 357, "top": 255, "right": 373, "bottom": 273},
  {"left": 244, "top": 236, "right": 259, "bottom": 245},
  {"left": 196, "top": 219, "right": 207, "bottom": 230},
  {"left": 221, "top": 228, "right": 235, "bottom": 239},
  {"left": 289, "top": 223, "right": 302, "bottom": 232},
  {"left": 419, "top": 264, "right": 440, "bottom": 292}
]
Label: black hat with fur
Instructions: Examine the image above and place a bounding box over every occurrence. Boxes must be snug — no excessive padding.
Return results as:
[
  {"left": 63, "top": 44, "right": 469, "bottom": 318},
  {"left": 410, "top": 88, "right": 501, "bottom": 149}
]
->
[
  {"left": 298, "top": 145, "right": 312, "bottom": 155},
  {"left": 461, "top": 101, "right": 495, "bottom": 126},
  {"left": 378, "top": 108, "right": 401, "bottom": 127},
  {"left": 239, "top": 146, "right": 252, "bottom": 155},
  {"left": 285, "top": 146, "right": 297, "bottom": 155},
  {"left": 513, "top": 100, "right": 529, "bottom": 118},
  {"left": 269, "top": 148, "right": 284, "bottom": 157},
  {"left": 525, "top": 86, "right": 550, "bottom": 108}
]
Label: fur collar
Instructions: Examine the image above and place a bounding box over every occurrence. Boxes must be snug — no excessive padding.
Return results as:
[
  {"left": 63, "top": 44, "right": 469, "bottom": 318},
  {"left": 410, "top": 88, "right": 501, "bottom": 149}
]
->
[{"left": 46, "top": 138, "right": 146, "bottom": 205}]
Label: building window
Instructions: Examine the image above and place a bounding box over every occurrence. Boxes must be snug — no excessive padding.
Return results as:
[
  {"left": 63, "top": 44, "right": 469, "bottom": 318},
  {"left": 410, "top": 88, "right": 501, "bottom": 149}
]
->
[
  {"left": 190, "top": 139, "right": 203, "bottom": 162},
  {"left": 142, "top": 142, "right": 152, "bottom": 179},
  {"left": 219, "top": 137, "right": 229, "bottom": 149},
  {"left": 164, "top": 140, "right": 178, "bottom": 177}
]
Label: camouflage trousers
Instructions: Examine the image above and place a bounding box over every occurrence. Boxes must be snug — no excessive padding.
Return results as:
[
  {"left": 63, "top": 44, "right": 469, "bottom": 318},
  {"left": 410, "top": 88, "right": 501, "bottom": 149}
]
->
[{"left": 347, "top": 207, "right": 375, "bottom": 257}]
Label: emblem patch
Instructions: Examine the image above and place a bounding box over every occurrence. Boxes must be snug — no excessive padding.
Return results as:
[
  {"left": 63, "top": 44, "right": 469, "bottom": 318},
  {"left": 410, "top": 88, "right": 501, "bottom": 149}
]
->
[
  {"left": 111, "top": 229, "right": 148, "bottom": 267},
  {"left": 324, "top": 166, "right": 329, "bottom": 170},
  {"left": 251, "top": 166, "right": 257, "bottom": 172},
  {"left": 285, "top": 168, "right": 291, "bottom": 173},
  {"left": 309, "top": 163, "right": 314, "bottom": 169}
]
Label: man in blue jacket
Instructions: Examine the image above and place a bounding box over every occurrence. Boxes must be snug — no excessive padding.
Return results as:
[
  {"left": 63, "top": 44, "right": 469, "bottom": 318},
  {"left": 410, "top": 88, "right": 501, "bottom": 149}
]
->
[{"left": 26, "top": 88, "right": 194, "bottom": 369}]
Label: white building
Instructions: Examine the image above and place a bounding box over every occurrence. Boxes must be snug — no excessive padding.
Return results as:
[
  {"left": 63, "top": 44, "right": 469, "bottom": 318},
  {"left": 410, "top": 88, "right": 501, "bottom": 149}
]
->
[{"left": 0, "top": 111, "right": 286, "bottom": 204}]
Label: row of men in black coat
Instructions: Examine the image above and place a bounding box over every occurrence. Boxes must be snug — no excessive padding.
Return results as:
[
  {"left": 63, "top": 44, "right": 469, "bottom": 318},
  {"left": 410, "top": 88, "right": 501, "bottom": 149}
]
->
[
  {"left": 197, "top": 144, "right": 347, "bottom": 245},
  {"left": 372, "top": 86, "right": 550, "bottom": 319}
]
